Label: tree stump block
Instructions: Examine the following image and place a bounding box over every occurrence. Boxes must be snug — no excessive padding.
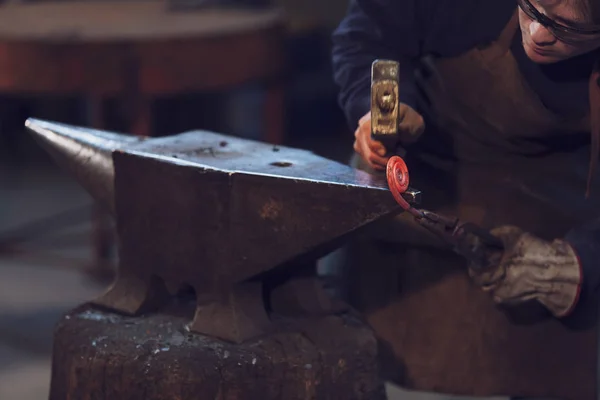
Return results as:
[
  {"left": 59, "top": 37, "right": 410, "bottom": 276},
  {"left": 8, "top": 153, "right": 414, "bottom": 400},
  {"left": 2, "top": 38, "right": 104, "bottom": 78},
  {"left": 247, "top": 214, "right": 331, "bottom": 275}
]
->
[{"left": 49, "top": 302, "right": 386, "bottom": 400}]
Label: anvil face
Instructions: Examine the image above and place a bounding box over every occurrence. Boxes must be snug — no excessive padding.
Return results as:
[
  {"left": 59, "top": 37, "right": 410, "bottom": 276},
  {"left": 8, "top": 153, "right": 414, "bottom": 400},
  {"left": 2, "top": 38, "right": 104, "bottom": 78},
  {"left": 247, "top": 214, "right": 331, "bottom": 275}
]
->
[
  {"left": 122, "top": 130, "right": 419, "bottom": 196},
  {"left": 115, "top": 131, "right": 419, "bottom": 293},
  {"left": 25, "top": 118, "right": 421, "bottom": 342}
]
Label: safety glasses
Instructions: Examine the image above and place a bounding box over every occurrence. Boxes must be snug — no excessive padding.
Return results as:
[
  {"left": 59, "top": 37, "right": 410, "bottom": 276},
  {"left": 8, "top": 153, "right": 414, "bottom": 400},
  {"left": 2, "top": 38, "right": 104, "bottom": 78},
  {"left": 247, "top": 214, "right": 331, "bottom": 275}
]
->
[{"left": 517, "top": 0, "right": 600, "bottom": 44}]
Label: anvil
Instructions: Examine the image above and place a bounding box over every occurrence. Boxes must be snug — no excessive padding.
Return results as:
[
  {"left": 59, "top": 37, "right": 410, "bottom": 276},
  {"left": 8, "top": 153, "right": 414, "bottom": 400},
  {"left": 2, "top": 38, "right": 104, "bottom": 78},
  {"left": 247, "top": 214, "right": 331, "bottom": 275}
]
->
[{"left": 25, "top": 118, "right": 420, "bottom": 343}]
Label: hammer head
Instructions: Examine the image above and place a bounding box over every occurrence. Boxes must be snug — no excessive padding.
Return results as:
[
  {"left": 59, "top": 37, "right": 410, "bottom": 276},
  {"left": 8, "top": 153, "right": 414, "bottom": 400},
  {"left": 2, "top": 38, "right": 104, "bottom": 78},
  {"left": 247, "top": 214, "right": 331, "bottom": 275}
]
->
[{"left": 371, "top": 59, "right": 400, "bottom": 149}]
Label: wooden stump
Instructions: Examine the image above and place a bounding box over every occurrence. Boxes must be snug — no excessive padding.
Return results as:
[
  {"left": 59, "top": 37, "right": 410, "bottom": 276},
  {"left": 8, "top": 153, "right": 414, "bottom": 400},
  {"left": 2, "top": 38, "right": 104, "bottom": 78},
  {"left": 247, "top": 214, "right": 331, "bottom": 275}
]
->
[{"left": 49, "top": 302, "right": 386, "bottom": 400}]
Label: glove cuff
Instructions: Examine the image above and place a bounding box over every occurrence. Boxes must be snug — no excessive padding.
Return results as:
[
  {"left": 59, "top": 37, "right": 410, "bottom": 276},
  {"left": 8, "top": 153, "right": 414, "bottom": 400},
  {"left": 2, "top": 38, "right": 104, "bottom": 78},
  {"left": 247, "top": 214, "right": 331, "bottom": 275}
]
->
[{"left": 544, "top": 240, "right": 583, "bottom": 318}]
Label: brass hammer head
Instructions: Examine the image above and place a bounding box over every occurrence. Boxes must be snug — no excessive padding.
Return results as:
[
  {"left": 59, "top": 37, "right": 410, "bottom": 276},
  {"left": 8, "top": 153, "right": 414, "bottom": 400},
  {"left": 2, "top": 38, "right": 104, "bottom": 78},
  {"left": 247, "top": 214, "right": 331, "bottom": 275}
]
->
[{"left": 371, "top": 59, "right": 400, "bottom": 148}]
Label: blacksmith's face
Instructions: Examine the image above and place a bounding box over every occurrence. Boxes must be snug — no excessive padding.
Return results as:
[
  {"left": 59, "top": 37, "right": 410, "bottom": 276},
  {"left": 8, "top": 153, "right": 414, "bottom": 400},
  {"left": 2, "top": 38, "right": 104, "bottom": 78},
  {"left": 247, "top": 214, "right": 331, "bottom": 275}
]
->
[{"left": 518, "top": 0, "right": 600, "bottom": 63}]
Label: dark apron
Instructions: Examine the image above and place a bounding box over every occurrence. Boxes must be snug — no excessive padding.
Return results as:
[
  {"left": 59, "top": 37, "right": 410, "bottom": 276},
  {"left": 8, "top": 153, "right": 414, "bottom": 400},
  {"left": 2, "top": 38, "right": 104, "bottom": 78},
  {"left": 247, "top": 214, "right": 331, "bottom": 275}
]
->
[{"left": 344, "top": 11, "right": 600, "bottom": 400}]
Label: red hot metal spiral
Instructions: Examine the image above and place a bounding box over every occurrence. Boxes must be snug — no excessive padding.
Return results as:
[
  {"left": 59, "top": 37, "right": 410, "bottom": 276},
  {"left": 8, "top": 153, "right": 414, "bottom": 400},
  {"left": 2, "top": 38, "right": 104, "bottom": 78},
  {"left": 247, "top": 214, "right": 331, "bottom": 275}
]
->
[{"left": 386, "top": 156, "right": 423, "bottom": 218}]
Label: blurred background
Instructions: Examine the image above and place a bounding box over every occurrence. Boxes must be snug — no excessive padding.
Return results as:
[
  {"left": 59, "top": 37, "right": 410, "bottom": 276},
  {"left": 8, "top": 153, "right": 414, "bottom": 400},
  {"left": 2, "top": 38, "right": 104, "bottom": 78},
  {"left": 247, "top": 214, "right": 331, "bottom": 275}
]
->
[{"left": 0, "top": 1, "right": 490, "bottom": 399}]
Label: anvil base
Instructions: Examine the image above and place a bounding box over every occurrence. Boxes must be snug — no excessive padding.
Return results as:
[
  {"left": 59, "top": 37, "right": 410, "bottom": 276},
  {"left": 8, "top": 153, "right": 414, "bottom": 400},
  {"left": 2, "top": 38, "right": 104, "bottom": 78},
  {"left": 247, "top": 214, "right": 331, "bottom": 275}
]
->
[{"left": 49, "top": 303, "right": 386, "bottom": 400}]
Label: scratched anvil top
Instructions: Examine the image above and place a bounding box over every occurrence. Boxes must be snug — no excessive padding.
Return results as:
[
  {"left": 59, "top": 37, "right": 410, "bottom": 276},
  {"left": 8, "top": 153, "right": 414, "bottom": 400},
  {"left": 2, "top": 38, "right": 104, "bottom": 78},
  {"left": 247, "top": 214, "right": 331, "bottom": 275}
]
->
[
  {"left": 125, "top": 131, "right": 393, "bottom": 190},
  {"left": 26, "top": 117, "right": 398, "bottom": 192}
]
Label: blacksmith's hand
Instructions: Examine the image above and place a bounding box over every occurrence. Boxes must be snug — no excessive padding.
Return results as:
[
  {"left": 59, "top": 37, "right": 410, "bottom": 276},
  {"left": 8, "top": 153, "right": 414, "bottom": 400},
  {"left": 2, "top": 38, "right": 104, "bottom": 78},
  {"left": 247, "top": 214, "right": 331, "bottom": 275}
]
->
[
  {"left": 354, "top": 105, "right": 425, "bottom": 171},
  {"left": 468, "top": 226, "right": 582, "bottom": 318}
]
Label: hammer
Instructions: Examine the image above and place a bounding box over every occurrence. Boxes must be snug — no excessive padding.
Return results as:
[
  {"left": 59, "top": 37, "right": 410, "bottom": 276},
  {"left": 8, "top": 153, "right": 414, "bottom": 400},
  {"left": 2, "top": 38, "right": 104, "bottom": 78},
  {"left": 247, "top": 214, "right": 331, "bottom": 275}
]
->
[{"left": 370, "top": 59, "right": 402, "bottom": 155}]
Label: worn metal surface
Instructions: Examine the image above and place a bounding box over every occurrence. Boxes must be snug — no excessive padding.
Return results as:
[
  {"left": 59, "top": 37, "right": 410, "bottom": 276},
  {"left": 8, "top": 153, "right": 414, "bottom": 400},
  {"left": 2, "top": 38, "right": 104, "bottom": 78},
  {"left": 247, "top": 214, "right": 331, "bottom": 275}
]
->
[
  {"left": 371, "top": 59, "right": 400, "bottom": 147},
  {"left": 25, "top": 119, "right": 142, "bottom": 215},
  {"left": 50, "top": 303, "right": 386, "bottom": 400},
  {"left": 25, "top": 118, "right": 420, "bottom": 343}
]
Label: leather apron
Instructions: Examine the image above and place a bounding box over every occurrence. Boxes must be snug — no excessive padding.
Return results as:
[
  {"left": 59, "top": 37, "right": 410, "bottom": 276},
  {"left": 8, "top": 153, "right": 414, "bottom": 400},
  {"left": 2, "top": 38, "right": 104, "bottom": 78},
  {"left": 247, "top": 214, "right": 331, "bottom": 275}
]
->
[{"left": 343, "top": 11, "right": 600, "bottom": 400}]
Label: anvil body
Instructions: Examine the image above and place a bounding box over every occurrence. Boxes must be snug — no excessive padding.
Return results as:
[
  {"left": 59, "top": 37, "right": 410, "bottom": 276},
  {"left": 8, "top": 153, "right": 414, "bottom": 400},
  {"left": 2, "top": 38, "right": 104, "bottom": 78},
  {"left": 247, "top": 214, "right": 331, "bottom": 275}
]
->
[{"left": 25, "top": 118, "right": 420, "bottom": 342}]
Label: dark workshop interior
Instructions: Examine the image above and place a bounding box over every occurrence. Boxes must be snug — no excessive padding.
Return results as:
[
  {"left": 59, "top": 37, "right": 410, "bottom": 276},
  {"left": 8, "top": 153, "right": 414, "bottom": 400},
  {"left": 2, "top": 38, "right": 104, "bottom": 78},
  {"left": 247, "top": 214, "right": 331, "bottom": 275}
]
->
[{"left": 0, "top": 1, "right": 507, "bottom": 399}]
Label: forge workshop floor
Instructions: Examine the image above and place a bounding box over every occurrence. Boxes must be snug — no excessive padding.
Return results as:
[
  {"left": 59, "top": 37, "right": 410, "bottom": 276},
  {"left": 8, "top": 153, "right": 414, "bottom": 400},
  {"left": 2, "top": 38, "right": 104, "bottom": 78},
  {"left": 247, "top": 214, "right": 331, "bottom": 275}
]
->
[{"left": 0, "top": 157, "right": 505, "bottom": 400}]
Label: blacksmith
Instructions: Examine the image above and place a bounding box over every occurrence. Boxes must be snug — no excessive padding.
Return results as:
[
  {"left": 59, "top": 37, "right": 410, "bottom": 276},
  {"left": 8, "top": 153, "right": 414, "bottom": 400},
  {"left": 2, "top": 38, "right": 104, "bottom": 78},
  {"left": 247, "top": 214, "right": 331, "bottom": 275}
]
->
[{"left": 330, "top": 0, "right": 600, "bottom": 398}]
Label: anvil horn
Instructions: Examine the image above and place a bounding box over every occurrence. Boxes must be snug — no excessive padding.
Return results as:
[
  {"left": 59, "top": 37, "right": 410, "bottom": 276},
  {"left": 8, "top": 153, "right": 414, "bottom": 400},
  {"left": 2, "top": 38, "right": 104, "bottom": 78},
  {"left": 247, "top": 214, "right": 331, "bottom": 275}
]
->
[{"left": 24, "top": 118, "right": 142, "bottom": 215}]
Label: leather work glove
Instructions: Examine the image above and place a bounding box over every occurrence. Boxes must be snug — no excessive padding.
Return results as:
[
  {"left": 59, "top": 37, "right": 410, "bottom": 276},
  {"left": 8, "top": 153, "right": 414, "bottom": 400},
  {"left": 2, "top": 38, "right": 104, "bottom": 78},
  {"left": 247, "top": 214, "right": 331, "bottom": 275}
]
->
[
  {"left": 353, "top": 105, "right": 425, "bottom": 171},
  {"left": 468, "top": 226, "right": 583, "bottom": 318}
]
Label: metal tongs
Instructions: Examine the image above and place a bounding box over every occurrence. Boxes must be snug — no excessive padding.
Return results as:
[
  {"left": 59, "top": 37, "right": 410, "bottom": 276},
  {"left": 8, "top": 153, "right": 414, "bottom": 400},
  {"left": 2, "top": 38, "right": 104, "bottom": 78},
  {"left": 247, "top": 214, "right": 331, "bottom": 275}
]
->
[
  {"left": 416, "top": 210, "right": 504, "bottom": 269},
  {"left": 386, "top": 155, "right": 504, "bottom": 269}
]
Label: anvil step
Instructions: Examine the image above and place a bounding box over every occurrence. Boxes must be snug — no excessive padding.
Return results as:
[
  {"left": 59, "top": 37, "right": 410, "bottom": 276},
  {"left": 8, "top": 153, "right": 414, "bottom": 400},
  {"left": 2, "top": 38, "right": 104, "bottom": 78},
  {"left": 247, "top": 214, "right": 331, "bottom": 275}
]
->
[{"left": 25, "top": 118, "right": 421, "bottom": 343}]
